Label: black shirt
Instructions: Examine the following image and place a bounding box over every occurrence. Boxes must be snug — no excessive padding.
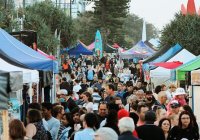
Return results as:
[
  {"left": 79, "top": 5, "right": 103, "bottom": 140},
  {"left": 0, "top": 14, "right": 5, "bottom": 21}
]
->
[
  {"left": 168, "top": 126, "right": 199, "bottom": 140},
  {"left": 136, "top": 124, "right": 165, "bottom": 140}
]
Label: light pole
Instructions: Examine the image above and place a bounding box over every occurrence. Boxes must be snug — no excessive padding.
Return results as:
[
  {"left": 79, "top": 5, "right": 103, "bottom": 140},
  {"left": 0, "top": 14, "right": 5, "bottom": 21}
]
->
[
  {"left": 23, "top": 0, "right": 25, "bottom": 8},
  {"left": 4, "top": 0, "right": 7, "bottom": 9},
  {"left": 70, "top": 0, "right": 72, "bottom": 19}
]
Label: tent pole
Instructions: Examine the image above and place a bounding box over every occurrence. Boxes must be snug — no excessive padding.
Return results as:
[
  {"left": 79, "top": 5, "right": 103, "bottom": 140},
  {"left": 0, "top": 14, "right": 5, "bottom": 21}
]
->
[
  {"left": 52, "top": 73, "right": 56, "bottom": 103},
  {"left": 2, "top": 110, "right": 9, "bottom": 140},
  {"left": 29, "top": 83, "right": 32, "bottom": 103},
  {"left": 37, "top": 83, "right": 39, "bottom": 102},
  {"left": 42, "top": 88, "right": 44, "bottom": 102},
  {"left": 50, "top": 88, "right": 52, "bottom": 103}
]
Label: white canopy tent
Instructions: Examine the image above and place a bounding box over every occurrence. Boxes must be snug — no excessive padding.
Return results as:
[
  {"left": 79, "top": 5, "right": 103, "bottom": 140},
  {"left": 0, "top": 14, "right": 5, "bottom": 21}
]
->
[
  {"left": 150, "top": 49, "right": 195, "bottom": 85},
  {"left": 0, "top": 58, "right": 39, "bottom": 83},
  {"left": 0, "top": 58, "right": 40, "bottom": 103}
]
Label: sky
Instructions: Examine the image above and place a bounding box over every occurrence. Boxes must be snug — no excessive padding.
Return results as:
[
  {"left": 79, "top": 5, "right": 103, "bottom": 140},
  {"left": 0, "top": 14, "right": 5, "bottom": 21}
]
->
[
  {"left": 130, "top": 0, "right": 200, "bottom": 30},
  {"left": 86, "top": 0, "right": 200, "bottom": 30}
]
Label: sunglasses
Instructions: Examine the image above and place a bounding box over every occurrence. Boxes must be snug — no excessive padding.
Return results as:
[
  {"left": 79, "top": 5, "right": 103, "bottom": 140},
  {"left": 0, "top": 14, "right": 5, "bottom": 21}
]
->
[
  {"left": 99, "top": 101, "right": 107, "bottom": 104},
  {"left": 170, "top": 105, "right": 179, "bottom": 108}
]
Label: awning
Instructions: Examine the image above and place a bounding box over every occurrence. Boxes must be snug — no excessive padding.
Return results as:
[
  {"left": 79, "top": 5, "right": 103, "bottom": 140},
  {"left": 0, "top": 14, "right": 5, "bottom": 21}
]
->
[
  {"left": 143, "top": 43, "right": 183, "bottom": 71},
  {"left": 37, "top": 49, "right": 56, "bottom": 60},
  {"left": 152, "top": 61, "right": 183, "bottom": 69},
  {"left": 176, "top": 55, "right": 200, "bottom": 80},
  {"left": 0, "top": 28, "right": 58, "bottom": 73}
]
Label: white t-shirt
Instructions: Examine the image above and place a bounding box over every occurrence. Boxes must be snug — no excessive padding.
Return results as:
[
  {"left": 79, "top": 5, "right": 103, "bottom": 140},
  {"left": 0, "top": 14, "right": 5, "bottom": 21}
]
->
[
  {"left": 83, "top": 102, "right": 93, "bottom": 113},
  {"left": 73, "top": 84, "right": 81, "bottom": 93},
  {"left": 166, "top": 90, "right": 175, "bottom": 101}
]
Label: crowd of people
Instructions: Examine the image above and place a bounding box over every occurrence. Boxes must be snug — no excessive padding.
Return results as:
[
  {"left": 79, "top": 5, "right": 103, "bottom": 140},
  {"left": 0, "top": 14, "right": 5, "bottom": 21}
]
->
[{"left": 8, "top": 54, "right": 200, "bottom": 140}]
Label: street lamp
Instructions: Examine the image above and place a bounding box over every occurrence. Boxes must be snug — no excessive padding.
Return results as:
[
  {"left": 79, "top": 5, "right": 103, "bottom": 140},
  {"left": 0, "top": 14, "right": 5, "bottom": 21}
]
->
[
  {"left": 70, "top": 0, "right": 72, "bottom": 18},
  {"left": 4, "top": 0, "right": 7, "bottom": 9}
]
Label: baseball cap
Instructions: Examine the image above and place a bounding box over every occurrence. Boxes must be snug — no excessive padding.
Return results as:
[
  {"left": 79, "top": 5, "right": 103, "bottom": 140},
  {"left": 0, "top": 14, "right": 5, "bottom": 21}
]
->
[
  {"left": 57, "top": 89, "right": 68, "bottom": 95},
  {"left": 174, "top": 88, "right": 186, "bottom": 96},
  {"left": 170, "top": 100, "right": 180, "bottom": 108}
]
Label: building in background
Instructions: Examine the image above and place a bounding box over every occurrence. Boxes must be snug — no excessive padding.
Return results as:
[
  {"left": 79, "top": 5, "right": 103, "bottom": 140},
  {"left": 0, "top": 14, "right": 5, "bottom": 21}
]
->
[{"left": 14, "top": 0, "right": 96, "bottom": 18}]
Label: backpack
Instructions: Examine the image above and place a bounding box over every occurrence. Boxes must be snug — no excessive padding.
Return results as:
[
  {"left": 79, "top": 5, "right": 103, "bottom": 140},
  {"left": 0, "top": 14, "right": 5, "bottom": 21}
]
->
[{"left": 33, "top": 121, "right": 52, "bottom": 140}]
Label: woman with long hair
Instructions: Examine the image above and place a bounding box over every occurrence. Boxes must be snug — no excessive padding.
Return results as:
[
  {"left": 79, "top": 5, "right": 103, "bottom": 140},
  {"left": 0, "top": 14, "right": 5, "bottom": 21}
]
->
[
  {"left": 82, "top": 91, "right": 94, "bottom": 113},
  {"left": 179, "top": 105, "right": 199, "bottom": 132},
  {"left": 158, "top": 118, "right": 171, "bottom": 140},
  {"left": 26, "top": 109, "right": 51, "bottom": 140},
  {"left": 9, "top": 119, "right": 28, "bottom": 140},
  {"left": 168, "top": 111, "right": 199, "bottom": 140}
]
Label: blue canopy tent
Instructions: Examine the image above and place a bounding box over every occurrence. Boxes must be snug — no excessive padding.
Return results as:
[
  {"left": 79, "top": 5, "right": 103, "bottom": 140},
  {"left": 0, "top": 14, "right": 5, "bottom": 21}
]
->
[
  {"left": 120, "top": 40, "right": 155, "bottom": 59},
  {"left": 133, "top": 40, "right": 155, "bottom": 55},
  {"left": 0, "top": 28, "right": 58, "bottom": 73},
  {"left": 68, "top": 43, "right": 93, "bottom": 56},
  {"left": 105, "top": 44, "right": 117, "bottom": 53},
  {"left": 143, "top": 43, "right": 183, "bottom": 71}
]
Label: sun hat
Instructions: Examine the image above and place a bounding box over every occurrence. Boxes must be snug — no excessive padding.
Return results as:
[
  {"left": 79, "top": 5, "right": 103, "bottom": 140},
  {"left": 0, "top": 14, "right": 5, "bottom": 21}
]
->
[{"left": 174, "top": 88, "right": 186, "bottom": 96}]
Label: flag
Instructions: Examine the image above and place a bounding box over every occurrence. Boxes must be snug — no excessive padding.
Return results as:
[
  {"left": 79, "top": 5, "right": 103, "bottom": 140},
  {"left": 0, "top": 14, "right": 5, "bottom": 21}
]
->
[
  {"left": 54, "top": 29, "right": 58, "bottom": 38},
  {"left": 198, "top": 7, "right": 200, "bottom": 16},
  {"left": 58, "top": 30, "right": 61, "bottom": 41},
  {"left": 142, "top": 19, "right": 146, "bottom": 41},
  {"left": 187, "top": 0, "right": 196, "bottom": 15},
  {"left": 181, "top": 4, "right": 187, "bottom": 15},
  {"left": 94, "top": 30, "right": 103, "bottom": 58}
]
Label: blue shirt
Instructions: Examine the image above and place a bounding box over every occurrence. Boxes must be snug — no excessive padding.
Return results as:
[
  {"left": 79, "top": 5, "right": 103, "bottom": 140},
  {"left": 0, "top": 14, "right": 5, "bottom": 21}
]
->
[
  {"left": 47, "top": 117, "right": 60, "bottom": 140},
  {"left": 42, "top": 118, "right": 49, "bottom": 130},
  {"left": 74, "top": 128, "right": 95, "bottom": 140}
]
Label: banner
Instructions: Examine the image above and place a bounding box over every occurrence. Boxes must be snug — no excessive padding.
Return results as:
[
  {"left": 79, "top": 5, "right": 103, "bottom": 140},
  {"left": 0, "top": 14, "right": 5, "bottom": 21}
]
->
[{"left": 94, "top": 30, "right": 103, "bottom": 58}]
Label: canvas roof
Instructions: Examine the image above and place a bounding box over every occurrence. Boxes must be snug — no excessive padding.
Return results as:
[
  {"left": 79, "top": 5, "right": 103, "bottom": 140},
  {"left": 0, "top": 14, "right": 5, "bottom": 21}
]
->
[
  {"left": 176, "top": 55, "right": 200, "bottom": 80},
  {"left": 143, "top": 43, "right": 183, "bottom": 71},
  {"left": 0, "top": 28, "right": 58, "bottom": 73},
  {"left": 68, "top": 43, "right": 93, "bottom": 56},
  {"left": 150, "top": 49, "right": 195, "bottom": 78}
]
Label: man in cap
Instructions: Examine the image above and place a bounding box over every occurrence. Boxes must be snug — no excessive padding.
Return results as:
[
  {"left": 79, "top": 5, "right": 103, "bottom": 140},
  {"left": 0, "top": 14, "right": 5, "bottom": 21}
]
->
[
  {"left": 57, "top": 89, "right": 78, "bottom": 112},
  {"left": 168, "top": 100, "right": 181, "bottom": 116},
  {"left": 57, "top": 89, "right": 68, "bottom": 102}
]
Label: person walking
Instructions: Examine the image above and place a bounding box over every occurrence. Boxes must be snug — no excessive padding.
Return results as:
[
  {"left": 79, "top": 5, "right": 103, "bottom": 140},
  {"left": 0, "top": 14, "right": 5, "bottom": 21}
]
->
[
  {"left": 118, "top": 117, "right": 139, "bottom": 140},
  {"left": 168, "top": 111, "right": 199, "bottom": 140},
  {"left": 74, "top": 113, "right": 97, "bottom": 140},
  {"left": 136, "top": 111, "right": 165, "bottom": 140}
]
